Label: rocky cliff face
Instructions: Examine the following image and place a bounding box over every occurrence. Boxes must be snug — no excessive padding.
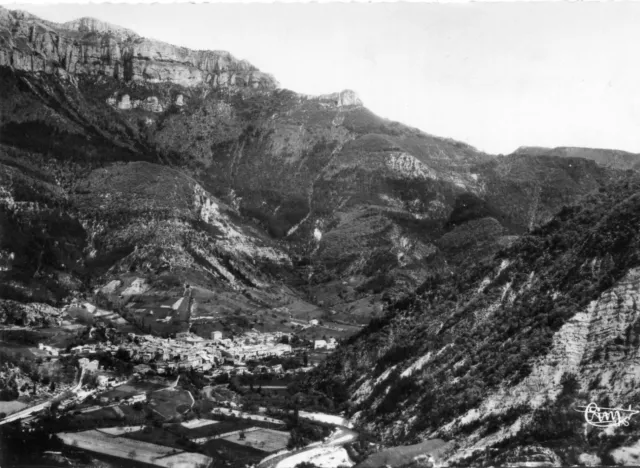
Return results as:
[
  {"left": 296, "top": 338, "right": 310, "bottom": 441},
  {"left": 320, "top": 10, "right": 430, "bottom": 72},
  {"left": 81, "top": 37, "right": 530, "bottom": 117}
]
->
[
  {"left": 0, "top": 142, "right": 298, "bottom": 329},
  {"left": 0, "top": 7, "right": 277, "bottom": 90}
]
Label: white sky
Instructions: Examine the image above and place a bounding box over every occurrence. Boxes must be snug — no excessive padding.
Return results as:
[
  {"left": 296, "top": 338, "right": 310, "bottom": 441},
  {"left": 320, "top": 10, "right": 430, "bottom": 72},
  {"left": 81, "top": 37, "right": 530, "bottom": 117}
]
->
[{"left": 4, "top": 1, "right": 640, "bottom": 155}]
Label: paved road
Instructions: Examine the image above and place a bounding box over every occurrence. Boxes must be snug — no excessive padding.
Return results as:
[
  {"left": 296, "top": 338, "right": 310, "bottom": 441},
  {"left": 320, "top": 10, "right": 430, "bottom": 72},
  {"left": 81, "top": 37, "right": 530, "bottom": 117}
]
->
[
  {"left": 0, "top": 369, "right": 84, "bottom": 426},
  {"left": 0, "top": 400, "right": 52, "bottom": 425}
]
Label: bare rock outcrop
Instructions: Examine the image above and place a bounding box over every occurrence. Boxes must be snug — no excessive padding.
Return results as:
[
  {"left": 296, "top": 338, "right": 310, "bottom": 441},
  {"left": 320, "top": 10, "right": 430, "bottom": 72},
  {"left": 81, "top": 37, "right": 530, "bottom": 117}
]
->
[
  {"left": 314, "top": 89, "right": 363, "bottom": 108},
  {"left": 0, "top": 6, "right": 278, "bottom": 90},
  {"left": 107, "top": 93, "right": 165, "bottom": 112}
]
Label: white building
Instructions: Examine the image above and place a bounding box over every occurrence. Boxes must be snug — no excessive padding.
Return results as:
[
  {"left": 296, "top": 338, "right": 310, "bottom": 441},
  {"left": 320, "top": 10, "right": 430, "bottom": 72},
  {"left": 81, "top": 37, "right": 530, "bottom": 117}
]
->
[
  {"left": 96, "top": 376, "right": 109, "bottom": 387},
  {"left": 78, "top": 358, "right": 99, "bottom": 372},
  {"left": 38, "top": 343, "right": 59, "bottom": 356},
  {"left": 128, "top": 394, "right": 147, "bottom": 404},
  {"left": 314, "top": 340, "right": 327, "bottom": 350}
]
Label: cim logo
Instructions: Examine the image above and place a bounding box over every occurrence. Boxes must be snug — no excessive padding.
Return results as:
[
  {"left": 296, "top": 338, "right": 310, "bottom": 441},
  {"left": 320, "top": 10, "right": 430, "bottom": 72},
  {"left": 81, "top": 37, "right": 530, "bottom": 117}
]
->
[{"left": 576, "top": 402, "right": 640, "bottom": 428}]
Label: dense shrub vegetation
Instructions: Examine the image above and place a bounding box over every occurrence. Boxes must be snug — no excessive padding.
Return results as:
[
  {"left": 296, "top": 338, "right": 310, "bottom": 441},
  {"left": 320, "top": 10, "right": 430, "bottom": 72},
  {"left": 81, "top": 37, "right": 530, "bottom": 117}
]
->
[{"left": 311, "top": 175, "right": 640, "bottom": 442}]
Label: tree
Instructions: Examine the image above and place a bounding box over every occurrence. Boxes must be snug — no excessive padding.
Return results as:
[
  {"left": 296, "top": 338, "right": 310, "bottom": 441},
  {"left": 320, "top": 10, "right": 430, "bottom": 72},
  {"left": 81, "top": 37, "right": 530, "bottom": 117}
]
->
[
  {"left": 303, "top": 352, "right": 309, "bottom": 367},
  {"left": 115, "top": 347, "right": 129, "bottom": 361}
]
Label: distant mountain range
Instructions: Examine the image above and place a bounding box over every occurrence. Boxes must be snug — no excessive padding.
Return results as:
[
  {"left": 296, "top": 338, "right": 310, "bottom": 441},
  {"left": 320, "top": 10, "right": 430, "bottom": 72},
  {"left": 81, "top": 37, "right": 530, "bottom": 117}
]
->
[
  {"left": 514, "top": 146, "right": 640, "bottom": 171},
  {"left": 2, "top": 7, "right": 640, "bottom": 465}
]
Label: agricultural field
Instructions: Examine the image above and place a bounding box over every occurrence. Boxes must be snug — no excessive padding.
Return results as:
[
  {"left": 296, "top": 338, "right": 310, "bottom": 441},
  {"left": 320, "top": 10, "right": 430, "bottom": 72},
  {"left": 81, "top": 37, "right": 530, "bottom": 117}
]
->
[
  {"left": 168, "top": 419, "right": 253, "bottom": 440},
  {"left": 116, "top": 283, "right": 328, "bottom": 339},
  {"left": 190, "top": 286, "right": 335, "bottom": 338},
  {"left": 203, "top": 437, "right": 265, "bottom": 466},
  {"left": 57, "top": 429, "right": 213, "bottom": 468},
  {"left": 0, "top": 341, "right": 40, "bottom": 359},
  {"left": 66, "top": 404, "right": 147, "bottom": 430},
  {"left": 0, "top": 400, "right": 28, "bottom": 415},
  {"left": 124, "top": 426, "right": 195, "bottom": 450},
  {"left": 285, "top": 297, "right": 326, "bottom": 323},
  {"left": 355, "top": 439, "right": 449, "bottom": 468},
  {"left": 219, "top": 427, "right": 290, "bottom": 453},
  {"left": 192, "top": 289, "right": 265, "bottom": 318},
  {"left": 148, "top": 388, "right": 194, "bottom": 420}
]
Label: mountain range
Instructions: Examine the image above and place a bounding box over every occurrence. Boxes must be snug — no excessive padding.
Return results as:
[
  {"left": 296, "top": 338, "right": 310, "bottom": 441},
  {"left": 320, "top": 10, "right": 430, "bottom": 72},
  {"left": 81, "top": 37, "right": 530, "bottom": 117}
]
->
[{"left": 2, "top": 6, "right": 640, "bottom": 465}]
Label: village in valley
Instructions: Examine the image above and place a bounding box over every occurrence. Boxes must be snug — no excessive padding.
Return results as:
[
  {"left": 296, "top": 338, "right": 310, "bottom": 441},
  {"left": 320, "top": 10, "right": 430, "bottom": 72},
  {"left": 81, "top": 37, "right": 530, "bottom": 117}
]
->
[{"left": 0, "top": 278, "right": 366, "bottom": 468}]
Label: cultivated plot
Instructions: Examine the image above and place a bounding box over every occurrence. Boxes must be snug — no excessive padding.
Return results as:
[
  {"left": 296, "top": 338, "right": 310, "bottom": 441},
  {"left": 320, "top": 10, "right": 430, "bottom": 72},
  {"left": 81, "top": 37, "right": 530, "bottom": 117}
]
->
[{"left": 220, "top": 427, "right": 290, "bottom": 453}]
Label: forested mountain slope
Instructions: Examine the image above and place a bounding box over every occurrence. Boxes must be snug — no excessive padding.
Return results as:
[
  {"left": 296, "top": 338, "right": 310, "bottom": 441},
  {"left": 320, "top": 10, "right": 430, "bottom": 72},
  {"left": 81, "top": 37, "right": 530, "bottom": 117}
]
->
[{"left": 309, "top": 175, "right": 640, "bottom": 465}]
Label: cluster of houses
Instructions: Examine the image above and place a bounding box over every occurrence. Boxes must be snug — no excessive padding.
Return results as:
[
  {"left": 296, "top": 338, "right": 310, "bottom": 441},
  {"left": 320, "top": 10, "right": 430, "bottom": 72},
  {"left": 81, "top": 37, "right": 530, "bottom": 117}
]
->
[
  {"left": 219, "top": 334, "right": 292, "bottom": 363},
  {"left": 70, "top": 342, "right": 120, "bottom": 357},
  {"left": 68, "top": 334, "right": 217, "bottom": 374},
  {"left": 121, "top": 333, "right": 222, "bottom": 374},
  {"left": 58, "top": 388, "right": 96, "bottom": 411},
  {"left": 68, "top": 329, "right": 294, "bottom": 376}
]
